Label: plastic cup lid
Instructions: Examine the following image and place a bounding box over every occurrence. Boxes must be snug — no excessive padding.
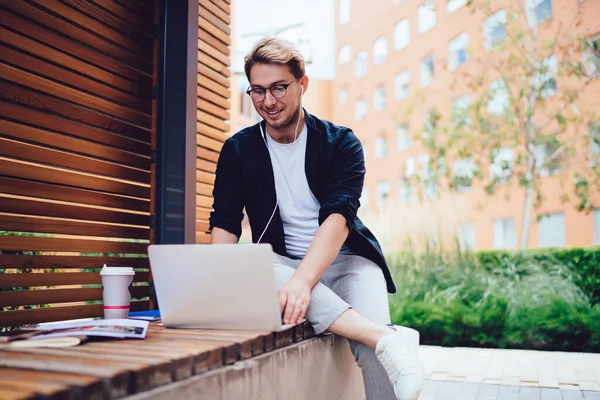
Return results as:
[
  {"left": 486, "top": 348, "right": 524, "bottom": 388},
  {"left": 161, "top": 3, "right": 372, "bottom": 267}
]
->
[{"left": 100, "top": 265, "right": 135, "bottom": 276}]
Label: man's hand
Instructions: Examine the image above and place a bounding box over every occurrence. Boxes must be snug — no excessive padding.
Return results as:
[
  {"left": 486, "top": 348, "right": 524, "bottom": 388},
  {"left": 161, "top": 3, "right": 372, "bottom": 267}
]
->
[{"left": 278, "top": 276, "right": 311, "bottom": 325}]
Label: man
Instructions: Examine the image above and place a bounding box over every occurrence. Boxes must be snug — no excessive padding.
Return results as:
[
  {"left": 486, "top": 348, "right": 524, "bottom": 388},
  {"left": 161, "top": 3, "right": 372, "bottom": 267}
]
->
[{"left": 209, "top": 37, "right": 424, "bottom": 400}]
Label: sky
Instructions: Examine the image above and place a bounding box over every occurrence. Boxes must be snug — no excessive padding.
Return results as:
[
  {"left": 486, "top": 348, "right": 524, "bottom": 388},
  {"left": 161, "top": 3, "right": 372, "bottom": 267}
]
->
[{"left": 232, "top": 0, "right": 335, "bottom": 79}]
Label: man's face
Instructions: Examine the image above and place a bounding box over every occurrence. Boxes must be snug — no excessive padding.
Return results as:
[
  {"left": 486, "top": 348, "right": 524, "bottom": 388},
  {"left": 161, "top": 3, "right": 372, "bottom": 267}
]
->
[{"left": 248, "top": 63, "right": 303, "bottom": 131}]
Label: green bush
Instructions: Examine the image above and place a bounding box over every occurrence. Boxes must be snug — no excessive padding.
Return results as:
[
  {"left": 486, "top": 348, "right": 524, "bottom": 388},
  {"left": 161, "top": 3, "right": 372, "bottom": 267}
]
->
[{"left": 387, "top": 246, "right": 599, "bottom": 352}]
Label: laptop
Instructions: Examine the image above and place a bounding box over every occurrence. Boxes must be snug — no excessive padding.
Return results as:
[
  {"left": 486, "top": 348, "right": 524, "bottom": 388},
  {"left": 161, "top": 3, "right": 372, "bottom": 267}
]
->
[{"left": 147, "top": 243, "right": 289, "bottom": 331}]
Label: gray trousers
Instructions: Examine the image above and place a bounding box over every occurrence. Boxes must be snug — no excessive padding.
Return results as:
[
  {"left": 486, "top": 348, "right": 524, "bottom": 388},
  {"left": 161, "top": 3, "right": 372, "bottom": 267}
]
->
[{"left": 273, "top": 253, "right": 397, "bottom": 400}]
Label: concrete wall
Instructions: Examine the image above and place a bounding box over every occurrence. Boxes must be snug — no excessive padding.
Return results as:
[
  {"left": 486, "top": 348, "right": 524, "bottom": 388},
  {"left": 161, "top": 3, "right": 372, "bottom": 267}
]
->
[{"left": 125, "top": 334, "right": 365, "bottom": 400}]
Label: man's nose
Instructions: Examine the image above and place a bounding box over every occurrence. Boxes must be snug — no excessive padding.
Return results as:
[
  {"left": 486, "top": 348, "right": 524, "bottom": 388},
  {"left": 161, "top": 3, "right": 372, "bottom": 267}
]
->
[{"left": 264, "top": 90, "right": 277, "bottom": 106}]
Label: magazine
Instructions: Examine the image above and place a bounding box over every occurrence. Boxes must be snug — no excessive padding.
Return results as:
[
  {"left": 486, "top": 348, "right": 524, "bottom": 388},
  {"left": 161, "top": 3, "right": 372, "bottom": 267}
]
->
[{"left": 1, "top": 319, "right": 149, "bottom": 343}]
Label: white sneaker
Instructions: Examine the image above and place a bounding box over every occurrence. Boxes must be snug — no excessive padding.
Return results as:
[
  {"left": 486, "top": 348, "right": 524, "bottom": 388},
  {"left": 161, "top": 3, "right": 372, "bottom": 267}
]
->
[{"left": 375, "top": 326, "right": 424, "bottom": 400}]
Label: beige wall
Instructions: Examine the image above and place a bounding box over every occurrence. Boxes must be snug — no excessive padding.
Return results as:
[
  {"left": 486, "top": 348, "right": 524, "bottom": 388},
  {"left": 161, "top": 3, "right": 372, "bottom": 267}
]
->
[{"left": 331, "top": 0, "right": 600, "bottom": 251}]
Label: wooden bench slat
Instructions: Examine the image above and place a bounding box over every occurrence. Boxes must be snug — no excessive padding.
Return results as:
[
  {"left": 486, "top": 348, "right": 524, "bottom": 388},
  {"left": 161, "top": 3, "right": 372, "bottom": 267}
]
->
[
  {"left": 0, "top": 386, "right": 40, "bottom": 400},
  {"left": 0, "top": 255, "right": 149, "bottom": 270},
  {"left": 0, "top": 272, "right": 150, "bottom": 289},
  {"left": 0, "top": 236, "right": 149, "bottom": 254},
  {"left": 0, "top": 378, "right": 73, "bottom": 400},
  {"left": 0, "top": 286, "right": 149, "bottom": 308}
]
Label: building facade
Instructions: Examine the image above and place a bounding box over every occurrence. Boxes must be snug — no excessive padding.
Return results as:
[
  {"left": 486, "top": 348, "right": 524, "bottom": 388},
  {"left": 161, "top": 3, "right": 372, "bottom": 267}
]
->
[{"left": 332, "top": 0, "right": 600, "bottom": 250}]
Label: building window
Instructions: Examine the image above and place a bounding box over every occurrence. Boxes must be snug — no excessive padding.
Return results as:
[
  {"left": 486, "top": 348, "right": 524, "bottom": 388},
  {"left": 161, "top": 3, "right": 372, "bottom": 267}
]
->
[
  {"left": 355, "top": 51, "right": 368, "bottom": 78},
  {"left": 484, "top": 10, "right": 506, "bottom": 49},
  {"left": 453, "top": 158, "right": 475, "bottom": 191},
  {"left": 339, "top": 86, "right": 349, "bottom": 105},
  {"left": 490, "top": 147, "right": 514, "bottom": 183},
  {"left": 373, "top": 37, "right": 388, "bottom": 65},
  {"left": 395, "top": 70, "right": 410, "bottom": 100},
  {"left": 374, "top": 85, "right": 386, "bottom": 111},
  {"left": 449, "top": 32, "right": 468, "bottom": 71},
  {"left": 526, "top": 0, "right": 552, "bottom": 27},
  {"left": 595, "top": 210, "right": 600, "bottom": 244},
  {"left": 537, "top": 213, "right": 566, "bottom": 247},
  {"left": 534, "top": 141, "right": 561, "bottom": 176},
  {"left": 394, "top": 19, "right": 410, "bottom": 50},
  {"left": 458, "top": 222, "right": 476, "bottom": 250},
  {"left": 361, "top": 188, "right": 370, "bottom": 210},
  {"left": 339, "top": 0, "right": 350, "bottom": 25},
  {"left": 447, "top": 0, "right": 466, "bottom": 13},
  {"left": 375, "top": 135, "right": 387, "bottom": 159},
  {"left": 339, "top": 45, "right": 351, "bottom": 65},
  {"left": 452, "top": 95, "right": 470, "bottom": 127},
  {"left": 399, "top": 178, "right": 411, "bottom": 204},
  {"left": 493, "top": 218, "right": 516, "bottom": 249},
  {"left": 590, "top": 123, "right": 600, "bottom": 166},
  {"left": 487, "top": 80, "right": 509, "bottom": 115},
  {"left": 584, "top": 35, "right": 600, "bottom": 80},
  {"left": 396, "top": 124, "right": 411, "bottom": 152},
  {"left": 355, "top": 98, "right": 368, "bottom": 122},
  {"left": 420, "top": 54, "right": 434, "bottom": 87},
  {"left": 376, "top": 181, "right": 390, "bottom": 209},
  {"left": 418, "top": 0, "right": 436, "bottom": 33},
  {"left": 533, "top": 54, "right": 557, "bottom": 98}
]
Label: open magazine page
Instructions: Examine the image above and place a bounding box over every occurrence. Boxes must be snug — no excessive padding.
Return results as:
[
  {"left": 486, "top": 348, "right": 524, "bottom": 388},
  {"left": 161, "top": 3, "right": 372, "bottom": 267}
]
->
[{"left": 29, "top": 319, "right": 149, "bottom": 340}]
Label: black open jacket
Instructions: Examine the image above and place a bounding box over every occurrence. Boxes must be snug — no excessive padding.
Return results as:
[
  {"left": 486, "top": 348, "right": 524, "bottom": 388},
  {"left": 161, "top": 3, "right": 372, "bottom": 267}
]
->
[{"left": 209, "top": 111, "right": 396, "bottom": 293}]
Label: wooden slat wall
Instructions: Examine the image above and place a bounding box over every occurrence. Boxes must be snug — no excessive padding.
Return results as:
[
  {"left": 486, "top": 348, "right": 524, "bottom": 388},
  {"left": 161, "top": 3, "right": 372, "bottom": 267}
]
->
[
  {"left": 0, "top": 0, "right": 156, "bottom": 327},
  {"left": 196, "top": 0, "right": 231, "bottom": 244}
]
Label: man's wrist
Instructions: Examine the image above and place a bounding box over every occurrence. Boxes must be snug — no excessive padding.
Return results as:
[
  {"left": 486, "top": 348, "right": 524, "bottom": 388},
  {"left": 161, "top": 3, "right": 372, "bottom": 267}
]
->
[{"left": 292, "top": 268, "right": 318, "bottom": 288}]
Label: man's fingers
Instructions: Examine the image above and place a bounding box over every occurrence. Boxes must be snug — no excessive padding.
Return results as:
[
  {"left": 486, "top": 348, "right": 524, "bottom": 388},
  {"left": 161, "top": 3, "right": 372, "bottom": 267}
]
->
[
  {"left": 283, "top": 295, "right": 296, "bottom": 324},
  {"left": 289, "top": 298, "right": 303, "bottom": 324},
  {"left": 297, "top": 302, "right": 309, "bottom": 324}
]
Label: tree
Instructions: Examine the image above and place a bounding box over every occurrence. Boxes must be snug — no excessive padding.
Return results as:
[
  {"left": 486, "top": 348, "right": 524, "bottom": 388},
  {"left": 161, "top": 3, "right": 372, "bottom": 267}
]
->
[{"left": 407, "top": 0, "right": 599, "bottom": 248}]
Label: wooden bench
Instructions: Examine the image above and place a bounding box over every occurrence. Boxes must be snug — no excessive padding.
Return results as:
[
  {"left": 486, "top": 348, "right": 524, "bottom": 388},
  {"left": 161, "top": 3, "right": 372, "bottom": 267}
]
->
[{"left": 0, "top": 322, "right": 315, "bottom": 400}]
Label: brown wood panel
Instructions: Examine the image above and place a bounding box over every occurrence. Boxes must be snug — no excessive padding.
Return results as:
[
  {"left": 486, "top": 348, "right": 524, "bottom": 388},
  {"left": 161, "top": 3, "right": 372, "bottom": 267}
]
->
[
  {"left": 196, "top": 146, "right": 220, "bottom": 164},
  {"left": 196, "top": 170, "right": 216, "bottom": 186},
  {"left": 197, "top": 111, "right": 229, "bottom": 133},
  {"left": 198, "top": 74, "right": 230, "bottom": 99},
  {"left": 196, "top": 182, "right": 213, "bottom": 196},
  {"left": 62, "top": 0, "right": 153, "bottom": 43},
  {"left": 196, "top": 232, "right": 211, "bottom": 244},
  {"left": 0, "top": 286, "right": 149, "bottom": 308},
  {"left": 0, "top": 236, "right": 149, "bottom": 254},
  {"left": 196, "top": 195, "right": 212, "bottom": 209},
  {"left": 0, "top": 299, "right": 148, "bottom": 329},
  {"left": 197, "top": 121, "right": 228, "bottom": 142},
  {"left": 0, "top": 197, "right": 149, "bottom": 227},
  {"left": 199, "top": 29, "right": 230, "bottom": 57},
  {"left": 197, "top": 83, "right": 230, "bottom": 110},
  {"left": 0, "top": 20, "right": 150, "bottom": 95},
  {"left": 3, "top": 1, "right": 152, "bottom": 75},
  {"left": 111, "top": 0, "right": 154, "bottom": 23},
  {"left": 199, "top": 0, "right": 230, "bottom": 25},
  {"left": 198, "top": 52, "right": 230, "bottom": 77},
  {"left": 0, "top": 177, "right": 149, "bottom": 213},
  {"left": 0, "top": 102, "right": 150, "bottom": 156},
  {"left": 196, "top": 220, "right": 209, "bottom": 232},
  {"left": 0, "top": 368, "right": 104, "bottom": 400},
  {"left": 211, "top": 0, "right": 231, "bottom": 14},
  {"left": 197, "top": 158, "right": 216, "bottom": 173},
  {"left": 0, "top": 119, "right": 150, "bottom": 171},
  {"left": 198, "top": 98, "right": 229, "bottom": 121},
  {"left": 198, "top": 62, "right": 230, "bottom": 88},
  {"left": 0, "top": 138, "right": 150, "bottom": 183},
  {"left": 0, "top": 159, "right": 150, "bottom": 199},
  {"left": 0, "top": 255, "right": 149, "bottom": 270},
  {"left": 1, "top": 44, "right": 151, "bottom": 114},
  {"left": 33, "top": 0, "right": 152, "bottom": 59},
  {"left": 198, "top": 39, "right": 230, "bottom": 66},
  {"left": 90, "top": 0, "right": 153, "bottom": 31},
  {"left": 0, "top": 214, "right": 149, "bottom": 240},
  {"left": 197, "top": 134, "right": 224, "bottom": 153},
  {"left": 0, "top": 378, "right": 71, "bottom": 400},
  {"left": 198, "top": 6, "right": 230, "bottom": 35},
  {"left": 199, "top": 16, "right": 231, "bottom": 48},
  {"left": 1, "top": 63, "right": 152, "bottom": 129},
  {"left": 197, "top": 208, "right": 211, "bottom": 220},
  {"left": 0, "top": 272, "right": 150, "bottom": 289}
]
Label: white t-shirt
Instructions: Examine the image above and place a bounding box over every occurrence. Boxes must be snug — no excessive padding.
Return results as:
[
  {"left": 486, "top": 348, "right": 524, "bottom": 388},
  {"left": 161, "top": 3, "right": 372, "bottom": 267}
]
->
[{"left": 265, "top": 124, "right": 319, "bottom": 258}]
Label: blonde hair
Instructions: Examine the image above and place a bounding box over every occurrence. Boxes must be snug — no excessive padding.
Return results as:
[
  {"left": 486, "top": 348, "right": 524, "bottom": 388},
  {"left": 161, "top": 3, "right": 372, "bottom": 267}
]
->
[{"left": 244, "top": 37, "right": 305, "bottom": 81}]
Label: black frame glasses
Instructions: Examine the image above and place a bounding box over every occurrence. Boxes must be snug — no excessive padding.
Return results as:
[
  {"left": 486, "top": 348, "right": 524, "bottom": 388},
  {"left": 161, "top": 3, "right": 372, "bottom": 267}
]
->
[{"left": 246, "top": 80, "right": 297, "bottom": 102}]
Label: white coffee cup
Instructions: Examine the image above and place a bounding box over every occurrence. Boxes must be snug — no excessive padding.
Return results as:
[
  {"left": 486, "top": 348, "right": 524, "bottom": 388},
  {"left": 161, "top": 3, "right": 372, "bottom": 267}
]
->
[{"left": 100, "top": 265, "right": 135, "bottom": 319}]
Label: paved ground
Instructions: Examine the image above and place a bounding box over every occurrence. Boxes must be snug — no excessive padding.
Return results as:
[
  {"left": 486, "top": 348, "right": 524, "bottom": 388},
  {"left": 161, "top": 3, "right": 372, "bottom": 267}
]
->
[{"left": 418, "top": 345, "right": 600, "bottom": 399}]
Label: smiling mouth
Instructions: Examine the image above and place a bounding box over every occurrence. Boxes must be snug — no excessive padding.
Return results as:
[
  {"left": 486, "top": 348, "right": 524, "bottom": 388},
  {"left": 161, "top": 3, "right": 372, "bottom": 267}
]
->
[{"left": 264, "top": 109, "right": 281, "bottom": 117}]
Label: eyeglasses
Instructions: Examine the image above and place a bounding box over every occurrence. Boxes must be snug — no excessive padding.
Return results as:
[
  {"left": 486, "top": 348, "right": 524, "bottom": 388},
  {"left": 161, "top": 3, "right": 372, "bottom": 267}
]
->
[{"left": 246, "top": 80, "right": 296, "bottom": 102}]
